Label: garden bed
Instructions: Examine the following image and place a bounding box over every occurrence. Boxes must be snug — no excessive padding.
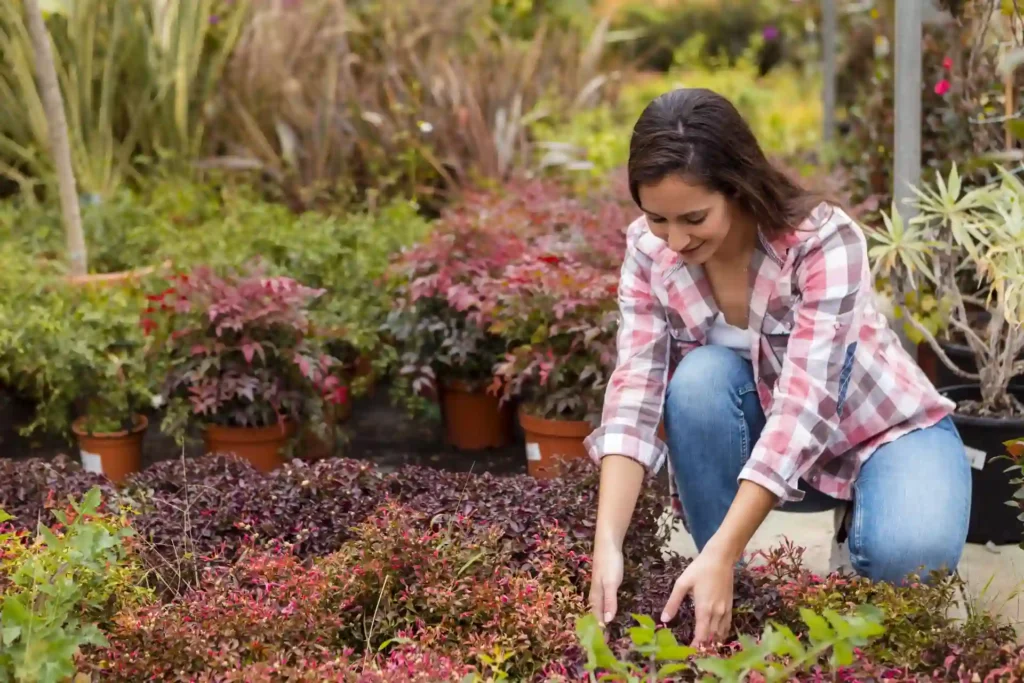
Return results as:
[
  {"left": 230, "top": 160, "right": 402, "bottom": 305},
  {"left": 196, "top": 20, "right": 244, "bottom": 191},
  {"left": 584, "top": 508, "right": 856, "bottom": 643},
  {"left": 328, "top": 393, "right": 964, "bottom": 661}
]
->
[{"left": 2, "top": 452, "right": 1024, "bottom": 681}]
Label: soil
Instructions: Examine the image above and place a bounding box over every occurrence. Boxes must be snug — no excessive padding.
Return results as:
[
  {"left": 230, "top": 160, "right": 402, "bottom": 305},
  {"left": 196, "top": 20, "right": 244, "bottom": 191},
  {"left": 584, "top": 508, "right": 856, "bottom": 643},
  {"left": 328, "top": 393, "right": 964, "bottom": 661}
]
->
[{"left": 0, "top": 382, "right": 529, "bottom": 477}]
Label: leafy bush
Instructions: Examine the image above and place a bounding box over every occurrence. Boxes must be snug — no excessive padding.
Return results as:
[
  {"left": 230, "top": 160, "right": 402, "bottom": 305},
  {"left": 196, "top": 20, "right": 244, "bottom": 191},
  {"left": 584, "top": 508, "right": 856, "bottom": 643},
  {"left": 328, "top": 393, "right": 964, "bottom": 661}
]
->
[
  {"left": 387, "top": 180, "right": 632, "bottom": 422},
  {"left": 87, "top": 502, "right": 585, "bottom": 680},
  {"left": 575, "top": 605, "right": 886, "bottom": 682},
  {"left": 120, "top": 455, "right": 387, "bottom": 596},
  {"left": 0, "top": 178, "right": 431, "bottom": 390},
  {"left": 0, "top": 488, "right": 153, "bottom": 683},
  {"left": 4, "top": 455, "right": 1024, "bottom": 680},
  {"left": 0, "top": 455, "right": 111, "bottom": 530},
  {"left": 144, "top": 265, "right": 348, "bottom": 438},
  {"left": 0, "top": 265, "right": 163, "bottom": 437},
  {"left": 608, "top": 0, "right": 818, "bottom": 73},
  {"left": 535, "top": 43, "right": 823, "bottom": 185}
]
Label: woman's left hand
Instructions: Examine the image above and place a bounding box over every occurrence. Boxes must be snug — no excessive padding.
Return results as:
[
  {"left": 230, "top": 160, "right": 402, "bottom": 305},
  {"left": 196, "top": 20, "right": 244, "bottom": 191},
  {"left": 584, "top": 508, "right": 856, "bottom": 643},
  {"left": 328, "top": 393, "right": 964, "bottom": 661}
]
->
[{"left": 660, "top": 545, "right": 735, "bottom": 646}]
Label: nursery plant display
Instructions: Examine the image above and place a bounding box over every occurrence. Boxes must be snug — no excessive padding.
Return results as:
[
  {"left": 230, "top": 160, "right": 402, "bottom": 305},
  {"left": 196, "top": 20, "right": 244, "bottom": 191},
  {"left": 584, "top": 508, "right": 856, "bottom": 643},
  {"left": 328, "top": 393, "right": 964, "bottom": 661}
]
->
[
  {"left": 142, "top": 264, "right": 349, "bottom": 472},
  {"left": 872, "top": 165, "right": 1024, "bottom": 544}
]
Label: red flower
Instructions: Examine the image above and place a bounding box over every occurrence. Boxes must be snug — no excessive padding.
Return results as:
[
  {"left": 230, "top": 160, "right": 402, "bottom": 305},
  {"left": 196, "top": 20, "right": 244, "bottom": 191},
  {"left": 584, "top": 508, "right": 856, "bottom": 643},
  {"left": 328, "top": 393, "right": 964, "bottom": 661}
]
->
[
  {"left": 538, "top": 255, "right": 560, "bottom": 265},
  {"left": 140, "top": 318, "right": 158, "bottom": 336},
  {"left": 934, "top": 79, "right": 951, "bottom": 96},
  {"left": 943, "top": 56, "right": 953, "bottom": 70}
]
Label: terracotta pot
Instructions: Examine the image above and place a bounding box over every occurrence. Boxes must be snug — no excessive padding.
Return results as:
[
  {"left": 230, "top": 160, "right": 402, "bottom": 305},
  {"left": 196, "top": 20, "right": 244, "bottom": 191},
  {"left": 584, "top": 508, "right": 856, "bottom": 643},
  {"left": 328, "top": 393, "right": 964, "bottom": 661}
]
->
[
  {"left": 204, "top": 421, "right": 297, "bottom": 472},
  {"left": 441, "top": 380, "right": 513, "bottom": 450},
  {"left": 72, "top": 415, "right": 147, "bottom": 484},
  {"left": 517, "top": 407, "right": 594, "bottom": 479},
  {"left": 301, "top": 401, "right": 351, "bottom": 461}
]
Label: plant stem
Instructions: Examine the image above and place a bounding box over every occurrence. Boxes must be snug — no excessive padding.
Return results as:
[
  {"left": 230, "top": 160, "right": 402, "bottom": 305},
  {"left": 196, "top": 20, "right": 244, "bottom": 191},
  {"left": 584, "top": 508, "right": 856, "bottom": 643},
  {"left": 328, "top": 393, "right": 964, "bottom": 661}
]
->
[
  {"left": 23, "top": 0, "right": 88, "bottom": 275},
  {"left": 900, "top": 307, "right": 981, "bottom": 381}
]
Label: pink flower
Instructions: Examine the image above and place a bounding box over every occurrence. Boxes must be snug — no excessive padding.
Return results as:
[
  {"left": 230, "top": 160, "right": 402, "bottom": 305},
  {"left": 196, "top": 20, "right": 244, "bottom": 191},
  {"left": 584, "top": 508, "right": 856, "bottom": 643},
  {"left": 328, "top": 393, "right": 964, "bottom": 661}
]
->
[
  {"left": 943, "top": 56, "right": 953, "bottom": 70},
  {"left": 934, "top": 79, "right": 951, "bottom": 96}
]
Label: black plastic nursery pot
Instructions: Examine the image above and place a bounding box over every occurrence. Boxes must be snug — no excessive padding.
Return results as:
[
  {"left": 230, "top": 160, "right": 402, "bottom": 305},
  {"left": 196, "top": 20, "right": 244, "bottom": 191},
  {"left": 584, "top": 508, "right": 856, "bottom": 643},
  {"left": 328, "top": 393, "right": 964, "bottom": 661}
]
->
[
  {"left": 941, "top": 384, "right": 1024, "bottom": 546},
  {"left": 919, "top": 340, "right": 1024, "bottom": 388}
]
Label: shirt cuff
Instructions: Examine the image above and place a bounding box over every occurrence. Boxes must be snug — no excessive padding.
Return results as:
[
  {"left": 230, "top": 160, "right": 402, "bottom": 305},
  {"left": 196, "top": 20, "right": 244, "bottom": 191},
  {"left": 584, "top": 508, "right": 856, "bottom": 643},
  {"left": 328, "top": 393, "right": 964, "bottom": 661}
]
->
[
  {"left": 584, "top": 423, "right": 668, "bottom": 473},
  {"left": 738, "top": 455, "right": 805, "bottom": 505}
]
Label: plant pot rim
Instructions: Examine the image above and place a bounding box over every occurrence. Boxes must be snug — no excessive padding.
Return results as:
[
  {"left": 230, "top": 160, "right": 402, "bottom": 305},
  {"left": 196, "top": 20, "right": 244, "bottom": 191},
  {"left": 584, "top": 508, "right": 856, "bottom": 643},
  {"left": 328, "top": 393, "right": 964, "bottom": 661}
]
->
[
  {"left": 442, "top": 378, "right": 496, "bottom": 394},
  {"left": 204, "top": 421, "right": 298, "bottom": 441},
  {"left": 939, "top": 384, "right": 1024, "bottom": 429},
  {"left": 72, "top": 414, "right": 149, "bottom": 439},
  {"left": 63, "top": 260, "right": 174, "bottom": 288},
  {"left": 517, "top": 406, "right": 593, "bottom": 437}
]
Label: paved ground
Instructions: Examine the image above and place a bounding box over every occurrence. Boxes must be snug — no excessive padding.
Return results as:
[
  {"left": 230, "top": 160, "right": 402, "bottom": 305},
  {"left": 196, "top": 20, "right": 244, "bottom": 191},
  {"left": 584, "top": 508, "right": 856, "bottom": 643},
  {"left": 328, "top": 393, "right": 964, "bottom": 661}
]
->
[{"left": 665, "top": 509, "right": 1024, "bottom": 636}]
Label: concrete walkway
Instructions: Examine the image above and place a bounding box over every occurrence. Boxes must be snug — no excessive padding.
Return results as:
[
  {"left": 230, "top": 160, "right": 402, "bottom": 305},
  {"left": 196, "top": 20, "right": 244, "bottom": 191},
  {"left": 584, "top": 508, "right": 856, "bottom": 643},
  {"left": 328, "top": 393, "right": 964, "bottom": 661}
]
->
[{"left": 665, "top": 509, "right": 1024, "bottom": 635}]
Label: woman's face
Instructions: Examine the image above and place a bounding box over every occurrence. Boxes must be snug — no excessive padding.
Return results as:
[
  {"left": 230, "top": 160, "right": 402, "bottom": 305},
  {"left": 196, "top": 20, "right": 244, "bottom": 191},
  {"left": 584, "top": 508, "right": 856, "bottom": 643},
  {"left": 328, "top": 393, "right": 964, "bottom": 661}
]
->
[{"left": 637, "top": 174, "right": 743, "bottom": 266}]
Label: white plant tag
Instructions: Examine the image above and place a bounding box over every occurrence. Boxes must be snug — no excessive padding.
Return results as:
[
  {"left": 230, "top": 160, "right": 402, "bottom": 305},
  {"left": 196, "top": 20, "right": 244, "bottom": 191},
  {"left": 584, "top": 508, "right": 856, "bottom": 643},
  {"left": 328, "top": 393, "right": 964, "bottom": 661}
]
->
[
  {"left": 965, "top": 445, "right": 987, "bottom": 471},
  {"left": 80, "top": 450, "right": 103, "bottom": 475},
  {"left": 526, "top": 443, "right": 542, "bottom": 462}
]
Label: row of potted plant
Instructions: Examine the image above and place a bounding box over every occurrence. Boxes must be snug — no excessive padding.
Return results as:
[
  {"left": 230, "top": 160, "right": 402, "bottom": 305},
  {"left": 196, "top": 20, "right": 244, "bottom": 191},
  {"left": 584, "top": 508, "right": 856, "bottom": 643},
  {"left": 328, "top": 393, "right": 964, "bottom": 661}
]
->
[{"left": 385, "top": 180, "right": 630, "bottom": 477}]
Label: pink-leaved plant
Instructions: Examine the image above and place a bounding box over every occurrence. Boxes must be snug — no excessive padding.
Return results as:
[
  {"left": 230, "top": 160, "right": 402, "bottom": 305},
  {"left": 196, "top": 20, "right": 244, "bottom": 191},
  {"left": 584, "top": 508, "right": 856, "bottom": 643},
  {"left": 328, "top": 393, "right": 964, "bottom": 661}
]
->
[{"left": 143, "top": 264, "right": 348, "bottom": 436}]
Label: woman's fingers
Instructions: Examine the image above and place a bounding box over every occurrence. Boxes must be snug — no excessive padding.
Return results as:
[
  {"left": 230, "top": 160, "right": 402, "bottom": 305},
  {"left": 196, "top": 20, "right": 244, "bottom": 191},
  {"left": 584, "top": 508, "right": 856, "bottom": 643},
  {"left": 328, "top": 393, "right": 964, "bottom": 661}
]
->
[
  {"left": 589, "top": 580, "right": 604, "bottom": 622},
  {"left": 713, "top": 606, "right": 732, "bottom": 643},
  {"left": 602, "top": 577, "right": 618, "bottom": 625},
  {"left": 660, "top": 572, "right": 693, "bottom": 623},
  {"left": 692, "top": 601, "right": 715, "bottom": 646}
]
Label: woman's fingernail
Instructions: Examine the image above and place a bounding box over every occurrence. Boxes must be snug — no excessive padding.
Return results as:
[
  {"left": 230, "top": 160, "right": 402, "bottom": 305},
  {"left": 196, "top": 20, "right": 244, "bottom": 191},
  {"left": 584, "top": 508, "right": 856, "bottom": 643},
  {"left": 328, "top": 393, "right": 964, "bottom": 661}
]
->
[
  {"left": 604, "top": 612, "right": 613, "bottom": 623},
  {"left": 660, "top": 612, "right": 669, "bottom": 622}
]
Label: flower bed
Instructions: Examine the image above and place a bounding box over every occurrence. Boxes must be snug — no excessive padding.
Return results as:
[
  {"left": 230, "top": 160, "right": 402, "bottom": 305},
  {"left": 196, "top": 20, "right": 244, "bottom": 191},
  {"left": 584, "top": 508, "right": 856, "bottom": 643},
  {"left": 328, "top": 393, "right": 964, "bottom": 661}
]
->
[{"left": 1, "top": 455, "right": 1022, "bottom": 681}]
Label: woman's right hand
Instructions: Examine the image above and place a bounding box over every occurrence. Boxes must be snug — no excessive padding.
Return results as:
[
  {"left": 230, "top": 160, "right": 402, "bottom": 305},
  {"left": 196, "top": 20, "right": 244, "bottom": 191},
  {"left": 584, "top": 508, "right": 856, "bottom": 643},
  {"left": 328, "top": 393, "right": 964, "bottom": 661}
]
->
[{"left": 589, "top": 539, "right": 624, "bottom": 625}]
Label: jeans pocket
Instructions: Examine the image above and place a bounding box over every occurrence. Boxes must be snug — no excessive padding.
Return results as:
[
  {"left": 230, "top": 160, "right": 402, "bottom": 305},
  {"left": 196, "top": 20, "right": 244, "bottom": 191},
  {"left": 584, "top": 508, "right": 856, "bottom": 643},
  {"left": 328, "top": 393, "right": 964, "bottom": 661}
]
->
[{"left": 836, "top": 341, "right": 858, "bottom": 417}]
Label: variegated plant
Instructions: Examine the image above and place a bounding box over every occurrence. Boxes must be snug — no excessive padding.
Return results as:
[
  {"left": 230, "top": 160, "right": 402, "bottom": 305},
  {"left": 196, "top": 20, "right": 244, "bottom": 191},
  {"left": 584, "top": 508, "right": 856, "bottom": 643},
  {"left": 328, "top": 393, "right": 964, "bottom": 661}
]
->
[{"left": 872, "top": 164, "right": 1024, "bottom": 416}]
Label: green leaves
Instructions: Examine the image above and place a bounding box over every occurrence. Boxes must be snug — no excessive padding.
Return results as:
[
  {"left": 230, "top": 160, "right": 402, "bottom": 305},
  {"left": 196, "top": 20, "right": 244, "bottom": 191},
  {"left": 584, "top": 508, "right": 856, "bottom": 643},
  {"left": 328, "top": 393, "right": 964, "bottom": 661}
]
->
[
  {"left": 575, "top": 607, "right": 885, "bottom": 682},
  {"left": 0, "top": 487, "right": 138, "bottom": 683}
]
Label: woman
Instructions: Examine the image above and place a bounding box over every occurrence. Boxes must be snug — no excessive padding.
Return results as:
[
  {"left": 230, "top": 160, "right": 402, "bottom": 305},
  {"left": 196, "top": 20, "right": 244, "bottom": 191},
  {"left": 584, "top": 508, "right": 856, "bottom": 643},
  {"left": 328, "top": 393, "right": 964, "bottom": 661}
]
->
[{"left": 584, "top": 88, "right": 971, "bottom": 646}]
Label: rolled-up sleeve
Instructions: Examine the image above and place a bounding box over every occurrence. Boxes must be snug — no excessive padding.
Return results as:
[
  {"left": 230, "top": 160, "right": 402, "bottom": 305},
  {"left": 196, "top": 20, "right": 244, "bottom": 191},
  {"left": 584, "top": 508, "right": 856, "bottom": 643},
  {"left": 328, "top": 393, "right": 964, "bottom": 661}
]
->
[
  {"left": 584, "top": 222, "right": 671, "bottom": 472},
  {"left": 739, "top": 216, "right": 867, "bottom": 503}
]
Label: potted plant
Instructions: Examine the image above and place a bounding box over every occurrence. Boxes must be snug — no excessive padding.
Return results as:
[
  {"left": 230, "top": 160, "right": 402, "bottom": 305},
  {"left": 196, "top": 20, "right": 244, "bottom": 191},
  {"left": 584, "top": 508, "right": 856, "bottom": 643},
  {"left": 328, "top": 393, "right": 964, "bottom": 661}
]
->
[
  {"left": 0, "top": 274, "right": 159, "bottom": 482},
  {"left": 383, "top": 202, "right": 535, "bottom": 451},
  {"left": 872, "top": 164, "right": 1024, "bottom": 544},
  {"left": 144, "top": 264, "right": 347, "bottom": 472},
  {"left": 486, "top": 246, "right": 621, "bottom": 479}
]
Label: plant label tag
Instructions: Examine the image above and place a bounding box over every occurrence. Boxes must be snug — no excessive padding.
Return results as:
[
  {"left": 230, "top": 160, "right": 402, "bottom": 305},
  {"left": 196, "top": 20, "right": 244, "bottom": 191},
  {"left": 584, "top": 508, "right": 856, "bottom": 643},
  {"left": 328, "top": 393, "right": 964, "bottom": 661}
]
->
[
  {"left": 526, "top": 443, "right": 542, "bottom": 462},
  {"left": 80, "top": 450, "right": 103, "bottom": 475},
  {"left": 964, "top": 446, "right": 986, "bottom": 471}
]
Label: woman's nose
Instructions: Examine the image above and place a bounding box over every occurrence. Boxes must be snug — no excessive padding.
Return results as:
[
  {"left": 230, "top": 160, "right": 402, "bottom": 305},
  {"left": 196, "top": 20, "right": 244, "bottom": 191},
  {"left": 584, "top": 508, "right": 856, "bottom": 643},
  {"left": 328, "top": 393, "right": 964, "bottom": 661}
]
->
[{"left": 667, "top": 227, "right": 691, "bottom": 253}]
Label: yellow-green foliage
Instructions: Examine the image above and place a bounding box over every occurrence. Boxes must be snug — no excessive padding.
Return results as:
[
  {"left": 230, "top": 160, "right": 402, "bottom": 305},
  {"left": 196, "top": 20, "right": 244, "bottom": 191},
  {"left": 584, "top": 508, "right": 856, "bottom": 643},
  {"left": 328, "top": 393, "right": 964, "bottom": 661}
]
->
[{"left": 533, "top": 36, "right": 822, "bottom": 185}]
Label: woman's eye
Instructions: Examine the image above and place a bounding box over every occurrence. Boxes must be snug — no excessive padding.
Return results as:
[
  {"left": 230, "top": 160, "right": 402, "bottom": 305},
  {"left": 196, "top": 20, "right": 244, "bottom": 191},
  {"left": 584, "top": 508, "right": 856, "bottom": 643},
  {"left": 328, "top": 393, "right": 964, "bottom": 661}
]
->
[
  {"left": 647, "top": 216, "right": 667, "bottom": 224},
  {"left": 685, "top": 215, "right": 707, "bottom": 225}
]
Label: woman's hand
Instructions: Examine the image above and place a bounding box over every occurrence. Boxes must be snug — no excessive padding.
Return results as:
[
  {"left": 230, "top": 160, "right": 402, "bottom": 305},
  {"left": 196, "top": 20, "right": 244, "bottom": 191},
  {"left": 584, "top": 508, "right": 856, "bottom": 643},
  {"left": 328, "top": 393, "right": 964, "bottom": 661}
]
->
[
  {"left": 589, "top": 539, "right": 624, "bottom": 625},
  {"left": 660, "top": 545, "right": 735, "bottom": 646}
]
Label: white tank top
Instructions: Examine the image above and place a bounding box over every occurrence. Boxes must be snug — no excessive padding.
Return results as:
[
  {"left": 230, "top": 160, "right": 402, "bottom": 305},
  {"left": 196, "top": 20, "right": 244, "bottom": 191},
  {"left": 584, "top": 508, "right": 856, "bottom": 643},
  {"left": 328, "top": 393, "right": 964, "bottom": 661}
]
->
[{"left": 706, "top": 312, "right": 754, "bottom": 359}]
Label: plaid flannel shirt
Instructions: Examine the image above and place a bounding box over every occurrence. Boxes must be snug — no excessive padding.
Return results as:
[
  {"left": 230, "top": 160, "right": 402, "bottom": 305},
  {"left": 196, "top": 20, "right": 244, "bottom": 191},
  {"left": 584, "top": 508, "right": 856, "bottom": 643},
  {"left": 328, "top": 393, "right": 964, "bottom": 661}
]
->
[{"left": 584, "top": 203, "right": 955, "bottom": 516}]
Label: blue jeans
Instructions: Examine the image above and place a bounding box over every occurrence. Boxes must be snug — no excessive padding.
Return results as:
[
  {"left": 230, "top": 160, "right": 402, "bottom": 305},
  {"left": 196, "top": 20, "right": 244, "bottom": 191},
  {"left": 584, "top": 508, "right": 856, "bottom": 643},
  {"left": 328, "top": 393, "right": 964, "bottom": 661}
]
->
[{"left": 664, "top": 345, "right": 971, "bottom": 584}]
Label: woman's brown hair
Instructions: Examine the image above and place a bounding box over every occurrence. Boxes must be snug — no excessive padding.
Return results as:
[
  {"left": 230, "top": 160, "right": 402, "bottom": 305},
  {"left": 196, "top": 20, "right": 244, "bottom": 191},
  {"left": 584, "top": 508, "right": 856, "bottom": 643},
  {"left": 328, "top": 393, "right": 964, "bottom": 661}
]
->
[{"left": 627, "top": 88, "right": 830, "bottom": 237}]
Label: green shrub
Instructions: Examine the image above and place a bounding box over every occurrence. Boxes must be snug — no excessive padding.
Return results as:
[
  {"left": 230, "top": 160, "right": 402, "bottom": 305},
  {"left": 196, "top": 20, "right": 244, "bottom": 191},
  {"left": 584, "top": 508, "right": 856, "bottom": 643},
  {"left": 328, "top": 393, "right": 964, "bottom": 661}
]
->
[
  {"left": 0, "top": 488, "right": 153, "bottom": 683},
  {"left": 608, "top": 0, "right": 817, "bottom": 73},
  {"left": 534, "top": 39, "right": 822, "bottom": 186}
]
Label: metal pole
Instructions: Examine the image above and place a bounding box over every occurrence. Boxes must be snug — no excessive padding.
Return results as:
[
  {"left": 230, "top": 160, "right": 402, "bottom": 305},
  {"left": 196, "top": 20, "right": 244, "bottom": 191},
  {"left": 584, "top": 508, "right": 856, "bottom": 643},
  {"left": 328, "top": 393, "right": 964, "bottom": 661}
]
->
[
  {"left": 821, "top": 0, "right": 837, "bottom": 145},
  {"left": 894, "top": 0, "right": 923, "bottom": 221}
]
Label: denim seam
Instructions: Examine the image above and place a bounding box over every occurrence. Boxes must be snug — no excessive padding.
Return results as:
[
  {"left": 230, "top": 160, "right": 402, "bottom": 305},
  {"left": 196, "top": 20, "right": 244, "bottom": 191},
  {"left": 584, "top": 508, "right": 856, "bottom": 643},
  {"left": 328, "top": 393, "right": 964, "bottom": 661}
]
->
[
  {"left": 848, "top": 482, "right": 867, "bottom": 572},
  {"left": 735, "top": 383, "right": 756, "bottom": 464}
]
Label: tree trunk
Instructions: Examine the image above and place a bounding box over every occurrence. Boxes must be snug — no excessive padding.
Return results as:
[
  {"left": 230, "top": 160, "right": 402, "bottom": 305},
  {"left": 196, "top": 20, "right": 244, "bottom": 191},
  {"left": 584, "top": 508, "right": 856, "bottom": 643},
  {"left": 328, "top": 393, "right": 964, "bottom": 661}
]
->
[{"left": 24, "top": 0, "right": 87, "bottom": 276}]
